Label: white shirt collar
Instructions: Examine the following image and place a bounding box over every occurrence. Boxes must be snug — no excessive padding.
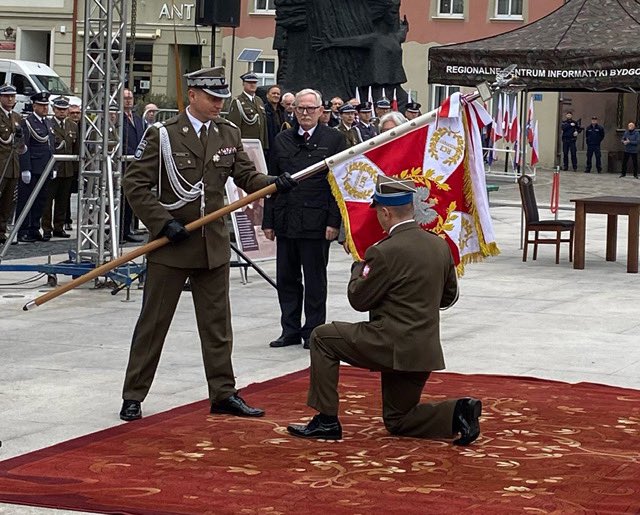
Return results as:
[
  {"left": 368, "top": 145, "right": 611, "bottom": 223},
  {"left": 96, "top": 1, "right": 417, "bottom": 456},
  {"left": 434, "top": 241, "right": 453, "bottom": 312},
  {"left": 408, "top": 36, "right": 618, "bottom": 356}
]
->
[
  {"left": 34, "top": 113, "right": 44, "bottom": 123},
  {"left": 186, "top": 106, "right": 211, "bottom": 135},
  {"left": 243, "top": 91, "right": 255, "bottom": 102},
  {"left": 298, "top": 125, "right": 318, "bottom": 138},
  {"left": 0, "top": 107, "right": 11, "bottom": 117},
  {"left": 389, "top": 219, "right": 415, "bottom": 235}
]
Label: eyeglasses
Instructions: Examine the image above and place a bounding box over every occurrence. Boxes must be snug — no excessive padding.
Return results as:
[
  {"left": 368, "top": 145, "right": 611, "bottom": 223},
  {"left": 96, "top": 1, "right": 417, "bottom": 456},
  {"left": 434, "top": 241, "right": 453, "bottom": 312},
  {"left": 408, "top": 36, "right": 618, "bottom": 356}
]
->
[{"left": 294, "top": 106, "right": 321, "bottom": 114}]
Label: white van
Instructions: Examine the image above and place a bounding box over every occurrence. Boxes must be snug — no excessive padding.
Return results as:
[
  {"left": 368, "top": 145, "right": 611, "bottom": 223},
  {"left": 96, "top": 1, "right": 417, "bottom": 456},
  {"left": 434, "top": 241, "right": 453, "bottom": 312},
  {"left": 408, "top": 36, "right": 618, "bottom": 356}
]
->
[{"left": 0, "top": 59, "right": 81, "bottom": 114}]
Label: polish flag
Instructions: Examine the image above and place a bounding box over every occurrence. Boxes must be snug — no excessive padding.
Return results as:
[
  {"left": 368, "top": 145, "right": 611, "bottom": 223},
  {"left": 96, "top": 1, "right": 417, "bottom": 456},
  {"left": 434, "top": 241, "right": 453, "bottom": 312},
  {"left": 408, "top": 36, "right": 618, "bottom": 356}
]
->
[
  {"left": 439, "top": 93, "right": 461, "bottom": 118},
  {"left": 531, "top": 120, "right": 540, "bottom": 166},
  {"left": 392, "top": 88, "right": 398, "bottom": 111},
  {"left": 503, "top": 95, "right": 511, "bottom": 142},
  {"left": 508, "top": 97, "right": 519, "bottom": 144},
  {"left": 526, "top": 96, "right": 535, "bottom": 146}
]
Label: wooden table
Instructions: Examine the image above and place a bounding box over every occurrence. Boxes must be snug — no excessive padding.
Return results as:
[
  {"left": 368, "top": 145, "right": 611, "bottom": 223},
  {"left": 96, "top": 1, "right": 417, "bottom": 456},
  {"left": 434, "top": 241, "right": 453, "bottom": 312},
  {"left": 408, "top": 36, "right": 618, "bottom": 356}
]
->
[{"left": 571, "top": 196, "right": 640, "bottom": 273}]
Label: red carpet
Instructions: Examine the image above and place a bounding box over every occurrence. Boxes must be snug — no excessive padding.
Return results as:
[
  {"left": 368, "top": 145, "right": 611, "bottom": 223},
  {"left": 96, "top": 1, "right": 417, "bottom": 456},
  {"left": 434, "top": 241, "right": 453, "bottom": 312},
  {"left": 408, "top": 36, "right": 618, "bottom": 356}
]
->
[{"left": 0, "top": 367, "right": 639, "bottom": 514}]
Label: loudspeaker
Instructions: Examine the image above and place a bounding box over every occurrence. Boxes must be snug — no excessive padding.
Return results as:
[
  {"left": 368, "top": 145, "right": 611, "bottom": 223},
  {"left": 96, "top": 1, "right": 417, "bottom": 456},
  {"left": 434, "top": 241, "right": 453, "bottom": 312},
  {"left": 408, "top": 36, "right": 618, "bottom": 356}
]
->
[{"left": 195, "top": 0, "right": 241, "bottom": 28}]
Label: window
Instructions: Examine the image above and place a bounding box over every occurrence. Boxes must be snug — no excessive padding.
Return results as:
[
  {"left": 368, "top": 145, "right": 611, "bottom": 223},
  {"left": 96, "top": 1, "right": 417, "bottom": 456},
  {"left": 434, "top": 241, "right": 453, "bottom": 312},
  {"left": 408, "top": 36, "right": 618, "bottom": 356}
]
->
[
  {"left": 11, "top": 74, "right": 33, "bottom": 95},
  {"left": 496, "top": 0, "right": 523, "bottom": 18},
  {"left": 253, "top": 59, "right": 276, "bottom": 86},
  {"left": 438, "top": 0, "right": 464, "bottom": 16},
  {"left": 254, "top": 0, "right": 275, "bottom": 13},
  {"left": 430, "top": 84, "right": 460, "bottom": 110}
]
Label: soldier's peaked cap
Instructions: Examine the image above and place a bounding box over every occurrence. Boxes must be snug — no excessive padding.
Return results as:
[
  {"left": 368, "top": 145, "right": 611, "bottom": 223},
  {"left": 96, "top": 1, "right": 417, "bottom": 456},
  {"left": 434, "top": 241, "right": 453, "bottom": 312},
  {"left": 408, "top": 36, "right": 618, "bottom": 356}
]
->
[
  {"left": 52, "top": 96, "right": 70, "bottom": 109},
  {"left": 406, "top": 102, "right": 422, "bottom": 112},
  {"left": 375, "top": 98, "right": 391, "bottom": 109},
  {"left": 371, "top": 175, "right": 416, "bottom": 208},
  {"left": 338, "top": 103, "right": 356, "bottom": 114},
  {"left": 30, "top": 92, "right": 50, "bottom": 105},
  {"left": 322, "top": 100, "right": 332, "bottom": 112},
  {"left": 0, "top": 84, "right": 17, "bottom": 95},
  {"left": 185, "top": 66, "right": 231, "bottom": 98},
  {"left": 356, "top": 101, "right": 373, "bottom": 112},
  {"left": 240, "top": 71, "right": 259, "bottom": 83}
]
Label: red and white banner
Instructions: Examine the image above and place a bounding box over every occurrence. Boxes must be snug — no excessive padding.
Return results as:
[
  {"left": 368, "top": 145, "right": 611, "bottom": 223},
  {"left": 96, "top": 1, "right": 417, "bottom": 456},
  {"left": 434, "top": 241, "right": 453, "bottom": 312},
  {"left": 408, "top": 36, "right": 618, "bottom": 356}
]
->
[
  {"left": 531, "top": 120, "right": 540, "bottom": 166},
  {"left": 328, "top": 93, "right": 499, "bottom": 275}
]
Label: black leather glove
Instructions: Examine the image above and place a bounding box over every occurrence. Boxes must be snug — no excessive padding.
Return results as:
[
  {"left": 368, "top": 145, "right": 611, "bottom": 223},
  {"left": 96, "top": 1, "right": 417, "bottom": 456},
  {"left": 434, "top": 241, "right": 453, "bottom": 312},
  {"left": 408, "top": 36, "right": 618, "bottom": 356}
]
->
[
  {"left": 274, "top": 172, "right": 298, "bottom": 193},
  {"left": 162, "top": 219, "right": 190, "bottom": 243}
]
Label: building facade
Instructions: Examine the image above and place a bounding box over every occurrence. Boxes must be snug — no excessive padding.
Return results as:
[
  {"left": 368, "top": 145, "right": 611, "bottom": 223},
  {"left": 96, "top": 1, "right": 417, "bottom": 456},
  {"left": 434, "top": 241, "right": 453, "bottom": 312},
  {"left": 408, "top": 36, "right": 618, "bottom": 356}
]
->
[{"left": 0, "top": 0, "right": 637, "bottom": 169}]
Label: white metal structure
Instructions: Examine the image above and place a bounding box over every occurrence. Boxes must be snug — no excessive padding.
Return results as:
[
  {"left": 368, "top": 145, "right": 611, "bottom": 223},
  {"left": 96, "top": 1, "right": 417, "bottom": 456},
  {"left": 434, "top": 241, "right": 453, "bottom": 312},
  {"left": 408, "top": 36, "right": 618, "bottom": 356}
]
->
[{"left": 76, "top": 0, "right": 128, "bottom": 264}]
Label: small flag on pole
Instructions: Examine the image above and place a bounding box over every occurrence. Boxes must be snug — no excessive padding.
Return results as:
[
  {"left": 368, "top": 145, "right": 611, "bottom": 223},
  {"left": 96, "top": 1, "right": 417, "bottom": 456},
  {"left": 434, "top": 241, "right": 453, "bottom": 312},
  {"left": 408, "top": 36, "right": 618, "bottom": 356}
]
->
[{"left": 392, "top": 88, "right": 398, "bottom": 111}]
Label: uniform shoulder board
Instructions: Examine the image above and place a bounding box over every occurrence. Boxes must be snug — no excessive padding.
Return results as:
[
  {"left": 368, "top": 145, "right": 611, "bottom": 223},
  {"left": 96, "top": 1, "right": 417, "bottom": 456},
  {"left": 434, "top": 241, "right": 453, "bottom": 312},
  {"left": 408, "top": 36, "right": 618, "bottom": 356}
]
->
[{"left": 218, "top": 117, "right": 238, "bottom": 130}]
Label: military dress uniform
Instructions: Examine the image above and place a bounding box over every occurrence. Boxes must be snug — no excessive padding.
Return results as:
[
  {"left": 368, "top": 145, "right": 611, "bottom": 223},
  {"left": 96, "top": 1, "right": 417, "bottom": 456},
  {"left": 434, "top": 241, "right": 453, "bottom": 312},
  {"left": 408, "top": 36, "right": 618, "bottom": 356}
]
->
[
  {"left": 119, "top": 67, "right": 292, "bottom": 422},
  {"left": 226, "top": 72, "right": 269, "bottom": 151},
  {"left": 288, "top": 176, "right": 482, "bottom": 445},
  {"left": 0, "top": 85, "right": 26, "bottom": 244},
  {"left": 42, "top": 97, "right": 78, "bottom": 237},
  {"left": 354, "top": 102, "right": 378, "bottom": 142},
  {"left": 336, "top": 104, "right": 361, "bottom": 148},
  {"left": 16, "top": 92, "right": 55, "bottom": 241}
]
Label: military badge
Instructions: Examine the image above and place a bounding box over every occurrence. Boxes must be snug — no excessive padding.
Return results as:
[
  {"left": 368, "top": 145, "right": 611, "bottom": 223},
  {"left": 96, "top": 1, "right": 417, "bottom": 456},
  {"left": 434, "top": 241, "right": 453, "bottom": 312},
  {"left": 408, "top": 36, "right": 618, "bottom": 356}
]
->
[
  {"left": 212, "top": 154, "right": 220, "bottom": 163},
  {"left": 134, "top": 139, "right": 148, "bottom": 160},
  {"left": 362, "top": 264, "right": 371, "bottom": 278},
  {"left": 182, "top": 126, "right": 189, "bottom": 133},
  {"left": 218, "top": 147, "right": 237, "bottom": 156}
]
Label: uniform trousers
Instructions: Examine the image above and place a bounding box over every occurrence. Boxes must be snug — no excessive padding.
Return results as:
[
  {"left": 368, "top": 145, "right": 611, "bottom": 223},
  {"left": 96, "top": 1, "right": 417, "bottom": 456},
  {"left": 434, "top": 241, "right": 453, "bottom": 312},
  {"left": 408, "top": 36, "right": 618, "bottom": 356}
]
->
[
  {"left": 562, "top": 140, "right": 578, "bottom": 170},
  {"left": 621, "top": 152, "right": 638, "bottom": 177},
  {"left": 0, "top": 177, "right": 17, "bottom": 236},
  {"left": 42, "top": 175, "right": 74, "bottom": 232},
  {"left": 276, "top": 237, "right": 330, "bottom": 340},
  {"left": 122, "top": 260, "right": 237, "bottom": 404},
  {"left": 585, "top": 145, "right": 602, "bottom": 172},
  {"left": 16, "top": 174, "right": 49, "bottom": 237},
  {"left": 308, "top": 323, "right": 457, "bottom": 439}
]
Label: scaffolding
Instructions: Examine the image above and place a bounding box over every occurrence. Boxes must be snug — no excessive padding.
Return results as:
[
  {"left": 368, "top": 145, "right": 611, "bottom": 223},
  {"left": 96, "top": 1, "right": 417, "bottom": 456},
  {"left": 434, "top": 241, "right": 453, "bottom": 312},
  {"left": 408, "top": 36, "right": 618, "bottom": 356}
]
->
[{"left": 76, "top": 0, "right": 128, "bottom": 265}]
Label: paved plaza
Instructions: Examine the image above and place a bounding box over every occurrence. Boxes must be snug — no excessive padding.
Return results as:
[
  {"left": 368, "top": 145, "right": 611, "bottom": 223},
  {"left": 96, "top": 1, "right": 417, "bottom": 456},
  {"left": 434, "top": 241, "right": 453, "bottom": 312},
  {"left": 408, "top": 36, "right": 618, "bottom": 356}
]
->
[{"left": 1, "top": 168, "right": 639, "bottom": 514}]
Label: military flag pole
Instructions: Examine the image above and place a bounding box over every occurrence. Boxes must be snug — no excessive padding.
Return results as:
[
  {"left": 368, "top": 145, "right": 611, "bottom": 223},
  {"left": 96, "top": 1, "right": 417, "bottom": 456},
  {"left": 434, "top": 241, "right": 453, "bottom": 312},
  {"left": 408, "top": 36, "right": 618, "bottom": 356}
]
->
[{"left": 23, "top": 72, "right": 518, "bottom": 311}]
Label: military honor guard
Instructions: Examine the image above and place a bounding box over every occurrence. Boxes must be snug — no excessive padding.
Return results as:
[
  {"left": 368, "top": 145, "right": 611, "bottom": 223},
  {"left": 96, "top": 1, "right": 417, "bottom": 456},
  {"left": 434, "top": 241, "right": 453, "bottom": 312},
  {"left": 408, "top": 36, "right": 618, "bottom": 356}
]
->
[
  {"left": 336, "top": 103, "right": 361, "bottom": 147},
  {"left": 405, "top": 102, "right": 422, "bottom": 120},
  {"left": 0, "top": 84, "right": 26, "bottom": 245},
  {"left": 373, "top": 98, "right": 392, "bottom": 128},
  {"left": 15, "top": 92, "right": 55, "bottom": 243},
  {"left": 42, "top": 96, "right": 78, "bottom": 239},
  {"left": 119, "top": 66, "right": 297, "bottom": 422},
  {"left": 354, "top": 101, "right": 378, "bottom": 141},
  {"left": 226, "top": 72, "right": 269, "bottom": 152},
  {"left": 287, "top": 175, "right": 482, "bottom": 445}
]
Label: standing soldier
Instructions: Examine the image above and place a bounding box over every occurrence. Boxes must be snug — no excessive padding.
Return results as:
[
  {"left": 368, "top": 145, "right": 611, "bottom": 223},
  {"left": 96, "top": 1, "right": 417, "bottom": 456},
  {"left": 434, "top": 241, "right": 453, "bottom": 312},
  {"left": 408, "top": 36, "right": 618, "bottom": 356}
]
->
[
  {"left": 226, "top": 72, "right": 268, "bottom": 152},
  {"left": 584, "top": 115, "right": 605, "bottom": 174},
  {"left": 354, "top": 102, "right": 378, "bottom": 141},
  {"left": 560, "top": 112, "right": 582, "bottom": 172},
  {"left": 16, "top": 92, "right": 54, "bottom": 243},
  {"left": 119, "top": 66, "right": 297, "bottom": 422},
  {"left": 336, "top": 104, "right": 361, "bottom": 147},
  {"left": 42, "top": 97, "right": 78, "bottom": 239},
  {"left": 0, "top": 84, "right": 26, "bottom": 245}
]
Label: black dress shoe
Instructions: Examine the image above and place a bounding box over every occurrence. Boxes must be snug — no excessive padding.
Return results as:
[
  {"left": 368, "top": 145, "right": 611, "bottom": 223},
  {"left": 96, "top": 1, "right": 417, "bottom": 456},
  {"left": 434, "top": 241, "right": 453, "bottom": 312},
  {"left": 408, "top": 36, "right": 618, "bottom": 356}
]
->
[
  {"left": 452, "top": 398, "right": 482, "bottom": 446},
  {"left": 64, "top": 222, "right": 73, "bottom": 231},
  {"left": 269, "top": 335, "right": 302, "bottom": 348},
  {"left": 17, "top": 234, "right": 36, "bottom": 243},
  {"left": 52, "top": 230, "right": 71, "bottom": 238},
  {"left": 287, "top": 414, "right": 342, "bottom": 440},
  {"left": 210, "top": 393, "right": 265, "bottom": 417},
  {"left": 123, "top": 233, "right": 144, "bottom": 243},
  {"left": 41, "top": 232, "right": 51, "bottom": 242},
  {"left": 120, "top": 400, "right": 142, "bottom": 421},
  {"left": 0, "top": 236, "right": 6, "bottom": 245}
]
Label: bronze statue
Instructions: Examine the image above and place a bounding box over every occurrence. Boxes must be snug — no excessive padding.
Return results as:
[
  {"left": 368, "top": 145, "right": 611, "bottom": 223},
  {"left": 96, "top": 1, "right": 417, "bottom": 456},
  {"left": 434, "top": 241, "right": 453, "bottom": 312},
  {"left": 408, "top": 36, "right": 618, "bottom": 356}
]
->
[{"left": 274, "top": 0, "right": 409, "bottom": 105}]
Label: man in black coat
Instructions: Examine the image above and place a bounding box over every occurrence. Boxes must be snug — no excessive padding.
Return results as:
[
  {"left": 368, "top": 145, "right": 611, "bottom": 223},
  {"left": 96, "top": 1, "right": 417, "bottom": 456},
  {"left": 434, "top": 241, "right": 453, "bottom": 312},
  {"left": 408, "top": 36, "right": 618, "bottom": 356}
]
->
[
  {"left": 121, "top": 88, "right": 144, "bottom": 242},
  {"left": 584, "top": 116, "right": 605, "bottom": 174},
  {"left": 263, "top": 88, "right": 347, "bottom": 349}
]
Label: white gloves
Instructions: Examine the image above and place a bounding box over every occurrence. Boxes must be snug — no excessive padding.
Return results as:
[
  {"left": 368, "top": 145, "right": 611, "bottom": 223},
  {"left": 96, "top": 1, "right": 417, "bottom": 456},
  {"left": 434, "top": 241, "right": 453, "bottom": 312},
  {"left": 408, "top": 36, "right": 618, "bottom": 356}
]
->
[{"left": 21, "top": 171, "right": 31, "bottom": 184}]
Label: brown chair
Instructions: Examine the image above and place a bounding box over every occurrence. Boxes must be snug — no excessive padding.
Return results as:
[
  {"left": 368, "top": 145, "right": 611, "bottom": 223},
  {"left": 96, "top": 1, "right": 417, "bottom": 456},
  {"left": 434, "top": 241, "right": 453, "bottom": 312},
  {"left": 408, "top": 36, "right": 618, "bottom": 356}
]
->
[{"left": 518, "top": 175, "right": 574, "bottom": 264}]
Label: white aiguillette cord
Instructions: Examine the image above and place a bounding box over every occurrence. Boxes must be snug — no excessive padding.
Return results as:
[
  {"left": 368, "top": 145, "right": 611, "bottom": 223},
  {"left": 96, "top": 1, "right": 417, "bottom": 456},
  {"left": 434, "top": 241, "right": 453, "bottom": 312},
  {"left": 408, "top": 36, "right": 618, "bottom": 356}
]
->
[{"left": 158, "top": 125, "right": 206, "bottom": 234}]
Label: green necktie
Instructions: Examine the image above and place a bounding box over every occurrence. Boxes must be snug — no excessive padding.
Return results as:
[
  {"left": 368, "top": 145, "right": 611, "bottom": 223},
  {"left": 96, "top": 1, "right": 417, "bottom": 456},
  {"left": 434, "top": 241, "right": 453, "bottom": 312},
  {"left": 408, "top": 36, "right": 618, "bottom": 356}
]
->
[{"left": 199, "top": 124, "right": 208, "bottom": 148}]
